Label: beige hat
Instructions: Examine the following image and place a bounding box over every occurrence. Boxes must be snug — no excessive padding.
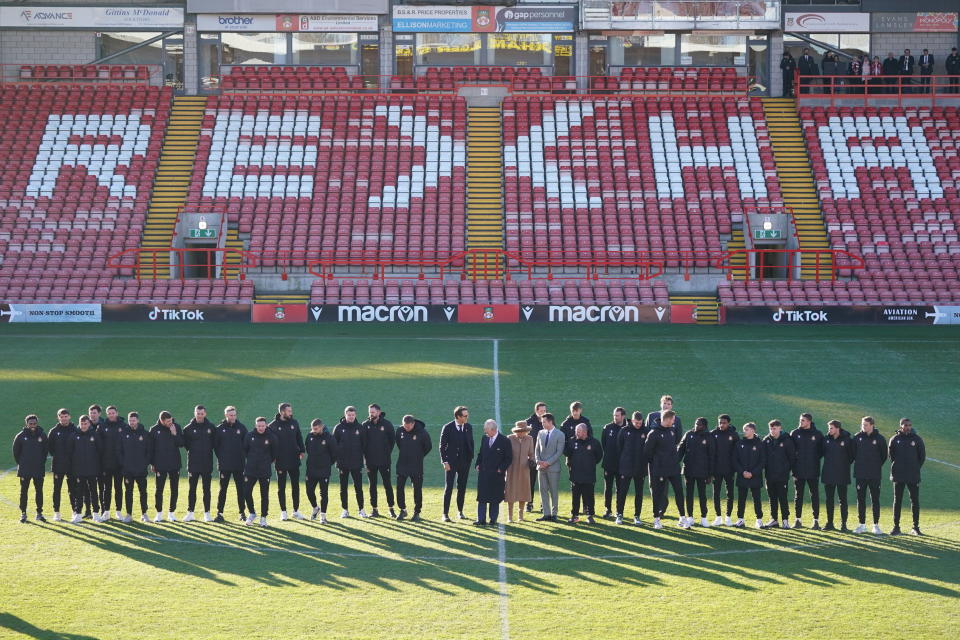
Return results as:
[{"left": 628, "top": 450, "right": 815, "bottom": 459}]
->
[{"left": 512, "top": 421, "right": 531, "bottom": 434}]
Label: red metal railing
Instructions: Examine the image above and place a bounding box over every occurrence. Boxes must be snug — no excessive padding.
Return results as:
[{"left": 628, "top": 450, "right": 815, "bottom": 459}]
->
[
  {"left": 795, "top": 73, "right": 960, "bottom": 106},
  {"left": 712, "top": 248, "right": 865, "bottom": 282},
  {"left": 106, "top": 247, "right": 258, "bottom": 280}
]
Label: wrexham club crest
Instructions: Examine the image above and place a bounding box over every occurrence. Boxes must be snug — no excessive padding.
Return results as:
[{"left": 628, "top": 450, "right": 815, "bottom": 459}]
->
[{"left": 274, "top": 306, "right": 286, "bottom": 321}]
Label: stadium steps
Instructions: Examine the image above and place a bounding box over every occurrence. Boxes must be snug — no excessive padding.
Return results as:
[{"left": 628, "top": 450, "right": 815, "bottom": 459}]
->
[
  {"left": 222, "top": 227, "right": 244, "bottom": 280},
  {"left": 253, "top": 293, "right": 310, "bottom": 305},
  {"left": 669, "top": 294, "right": 720, "bottom": 325},
  {"left": 726, "top": 228, "right": 748, "bottom": 280},
  {"left": 762, "top": 98, "right": 833, "bottom": 281},
  {"left": 466, "top": 106, "right": 505, "bottom": 279},
  {"left": 139, "top": 95, "right": 207, "bottom": 279}
]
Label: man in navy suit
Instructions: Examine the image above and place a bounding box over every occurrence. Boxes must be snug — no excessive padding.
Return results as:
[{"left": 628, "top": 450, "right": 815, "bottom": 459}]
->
[
  {"left": 474, "top": 419, "right": 511, "bottom": 526},
  {"left": 439, "top": 405, "right": 474, "bottom": 521}
]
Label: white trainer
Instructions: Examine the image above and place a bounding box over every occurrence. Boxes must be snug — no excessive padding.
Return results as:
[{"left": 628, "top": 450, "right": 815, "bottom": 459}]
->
[
  {"left": 872, "top": 524, "right": 883, "bottom": 535},
  {"left": 713, "top": 516, "right": 724, "bottom": 526},
  {"left": 140, "top": 514, "right": 149, "bottom": 523},
  {"left": 71, "top": 513, "right": 82, "bottom": 524},
  {"left": 340, "top": 509, "right": 350, "bottom": 518},
  {"left": 358, "top": 509, "right": 369, "bottom": 519},
  {"left": 183, "top": 512, "right": 196, "bottom": 522},
  {"left": 245, "top": 513, "right": 255, "bottom": 526},
  {"left": 279, "top": 510, "right": 288, "bottom": 521},
  {"left": 319, "top": 513, "right": 328, "bottom": 524},
  {"left": 734, "top": 518, "right": 745, "bottom": 527},
  {"left": 633, "top": 516, "right": 642, "bottom": 525},
  {"left": 100, "top": 512, "right": 111, "bottom": 522},
  {"left": 92, "top": 514, "right": 102, "bottom": 523},
  {"left": 311, "top": 506, "right": 321, "bottom": 520},
  {"left": 614, "top": 515, "right": 623, "bottom": 525},
  {"left": 755, "top": 519, "right": 764, "bottom": 529},
  {"left": 782, "top": 519, "right": 790, "bottom": 529},
  {"left": 259, "top": 517, "right": 268, "bottom": 527},
  {"left": 203, "top": 512, "right": 213, "bottom": 522},
  {"left": 724, "top": 516, "right": 732, "bottom": 526},
  {"left": 121, "top": 514, "right": 132, "bottom": 523},
  {"left": 167, "top": 512, "right": 177, "bottom": 522},
  {"left": 115, "top": 511, "right": 124, "bottom": 520},
  {"left": 53, "top": 512, "right": 62, "bottom": 522},
  {"left": 701, "top": 517, "right": 710, "bottom": 527},
  {"left": 678, "top": 518, "right": 690, "bottom": 529},
  {"left": 853, "top": 524, "right": 867, "bottom": 534},
  {"left": 653, "top": 518, "right": 663, "bottom": 529},
  {"left": 153, "top": 513, "right": 164, "bottom": 523},
  {"left": 292, "top": 511, "right": 306, "bottom": 520}
]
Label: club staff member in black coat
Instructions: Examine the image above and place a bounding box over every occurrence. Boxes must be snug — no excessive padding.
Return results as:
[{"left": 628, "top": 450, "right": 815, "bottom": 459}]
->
[
  {"left": 474, "top": 419, "right": 512, "bottom": 526},
  {"left": 97, "top": 405, "right": 125, "bottom": 521},
  {"left": 888, "top": 417, "right": 925, "bottom": 536},
  {"left": 13, "top": 414, "right": 47, "bottom": 523},
  {"left": 646, "top": 410, "right": 688, "bottom": 529},
  {"left": 797, "top": 48, "right": 818, "bottom": 94},
  {"left": 243, "top": 417, "right": 278, "bottom": 527},
  {"left": 711, "top": 414, "right": 738, "bottom": 525},
  {"left": 614, "top": 411, "right": 648, "bottom": 525},
  {"left": 821, "top": 420, "right": 854, "bottom": 532},
  {"left": 440, "top": 405, "right": 474, "bottom": 521},
  {"left": 48, "top": 408, "right": 76, "bottom": 522},
  {"left": 305, "top": 418, "right": 338, "bottom": 523},
  {"left": 947, "top": 48, "right": 960, "bottom": 94},
  {"left": 646, "top": 395, "right": 682, "bottom": 445},
  {"left": 600, "top": 407, "right": 627, "bottom": 519},
  {"left": 791, "top": 412, "right": 824, "bottom": 529},
  {"left": 560, "top": 401, "right": 592, "bottom": 441},
  {"left": 362, "top": 403, "right": 396, "bottom": 518},
  {"left": 882, "top": 52, "right": 900, "bottom": 93},
  {"left": 762, "top": 419, "right": 796, "bottom": 529},
  {"left": 525, "top": 401, "right": 547, "bottom": 512},
  {"left": 119, "top": 412, "right": 151, "bottom": 522},
  {"left": 852, "top": 416, "right": 887, "bottom": 534},
  {"left": 269, "top": 402, "right": 306, "bottom": 521},
  {"left": 564, "top": 423, "right": 603, "bottom": 524},
  {"left": 679, "top": 416, "right": 715, "bottom": 527},
  {"left": 213, "top": 405, "right": 248, "bottom": 523},
  {"left": 70, "top": 415, "right": 102, "bottom": 524},
  {"left": 899, "top": 49, "right": 916, "bottom": 94},
  {"left": 395, "top": 415, "right": 432, "bottom": 521},
  {"left": 918, "top": 49, "right": 934, "bottom": 94},
  {"left": 780, "top": 51, "right": 797, "bottom": 98},
  {"left": 733, "top": 422, "right": 765, "bottom": 528},
  {"left": 150, "top": 410, "right": 183, "bottom": 523},
  {"left": 87, "top": 404, "right": 106, "bottom": 432},
  {"left": 183, "top": 405, "right": 217, "bottom": 523},
  {"left": 334, "top": 406, "right": 367, "bottom": 518}
]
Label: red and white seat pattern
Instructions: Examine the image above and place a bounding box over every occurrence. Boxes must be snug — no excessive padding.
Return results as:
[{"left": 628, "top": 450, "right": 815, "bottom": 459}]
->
[
  {"left": 720, "top": 106, "right": 960, "bottom": 305},
  {"left": 591, "top": 67, "right": 748, "bottom": 95},
  {"left": 187, "top": 95, "right": 467, "bottom": 265},
  {"left": 311, "top": 278, "right": 669, "bottom": 306},
  {"left": 503, "top": 97, "right": 780, "bottom": 267},
  {"left": 0, "top": 85, "right": 242, "bottom": 303}
]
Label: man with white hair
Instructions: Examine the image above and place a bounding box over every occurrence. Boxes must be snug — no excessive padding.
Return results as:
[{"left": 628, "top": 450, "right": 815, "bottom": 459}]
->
[{"left": 473, "top": 419, "right": 511, "bottom": 526}]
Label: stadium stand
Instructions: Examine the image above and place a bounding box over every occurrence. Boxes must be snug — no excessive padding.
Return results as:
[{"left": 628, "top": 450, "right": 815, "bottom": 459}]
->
[
  {"left": 220, "top": 66, "right": 365, "bottom": 92},
  {"left": 18, "top": 65, "right": 151, "bottom": 82}
]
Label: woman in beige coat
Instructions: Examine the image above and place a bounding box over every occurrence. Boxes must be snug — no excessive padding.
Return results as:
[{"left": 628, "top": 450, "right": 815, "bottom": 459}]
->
[{"left": 505, "top": 421, "right": 535, "bottom": 522}]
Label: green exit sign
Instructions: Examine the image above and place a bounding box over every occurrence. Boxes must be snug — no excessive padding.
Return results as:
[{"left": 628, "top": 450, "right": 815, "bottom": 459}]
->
[
  {"left": 753, "top": 229, "right": 782, "bottom": 240},
  {"left": 188, "top": 229, "right": 217, "bottom": 239}
]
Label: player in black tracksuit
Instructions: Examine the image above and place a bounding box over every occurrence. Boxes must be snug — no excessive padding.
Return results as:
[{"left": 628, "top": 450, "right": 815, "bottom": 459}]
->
[
  {"left": 711, "top": 414, "right": 738, "bottom": 524},
  {"left": 395, "top": 415, "right": 433, "bottom": 521},
  {"left": 269, "top": 403, "right": 305, "bottom": 519},
  {"left": 821, "top": 420, "right": 854, "bottom": 531},
  {"left": 47, "top": 409, "right": 76, "bottom": 520},
  {"left": 149, "top": 411, "right": 183, "bottom": 520},
  {"left": 362, "top": 404, "right": 396, "bottom": 518},
  {"left": 118, "top": 412, "right": 152, "bottom": 521},
  {"left": 646, "top": 395, "right": 683, "bottom": 445},
  {"left": 615, "top": 411, "right": 648, "bottom": 523},
  {"left": 214, "top": 406, "right": 248, "bottom": 522},
  {"left": 334, "top": 407, "right": 368, "bottom": 516},
  {"left": 790, "top": 413, "right": 824, "bottom": 529},
  {"left": 183, "top": 406, "right": 217, "bottom": 520},
  {"left": 564, "top": 425, "right": 603, "bottom": 523},
  {"left": 70, "top": 416, "right": 102, "bottom": 522},
  {"left": 734, "top": 422, "right": 766, "bottom": 527},
  {"left": 645, "top": 410, "right": 687, "bottom": 528},
  {"left": 599, "top": 408, "right": 627, "bottom": 518},
  {"left": 97, "top": 407, "right": 126, "bottom": 519},
  {"left": 560, "top": 402, "right": 592, "bottom": 440},
  {"left": 439, "top": 406, "right": 474, "bottom": 520},
  {"left": 679, "top": 417, "right": 715, "bottom": 525},
  {"left": 762, "top": 419, "right": 796, "bottom": 528},
  {"left": 243, "top": 417, "right": 278, "bottom": 525},
  {"left": 888, "top": 418, "right": 925, "bottom": 535},
  {"left": 852, "top": 416, "right": 887, "bottom": 533},
  {"left": 305, "top": 419, "right": 338, "bottom": 522},
  {"left": 525, "top": 403, "right": 547, "bottom": 511},
  {"left": 13, "top": 414, "right": 47, "bottom": 522}
]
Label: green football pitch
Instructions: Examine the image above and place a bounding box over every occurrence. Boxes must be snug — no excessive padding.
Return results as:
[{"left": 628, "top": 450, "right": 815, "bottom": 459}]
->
[{"left": 1, "top": 324, "right": 958, "bottom": 639}]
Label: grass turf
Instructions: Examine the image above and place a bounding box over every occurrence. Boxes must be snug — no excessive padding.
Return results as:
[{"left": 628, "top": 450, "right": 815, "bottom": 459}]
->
[{"left": 0, "top": 324, "right": 958, "bottom": 639}]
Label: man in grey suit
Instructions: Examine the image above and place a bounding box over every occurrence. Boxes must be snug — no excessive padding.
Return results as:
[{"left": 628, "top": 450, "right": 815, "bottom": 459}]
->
[{"left": 535, "top": 413, "right": 564, "bottom": 521}]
